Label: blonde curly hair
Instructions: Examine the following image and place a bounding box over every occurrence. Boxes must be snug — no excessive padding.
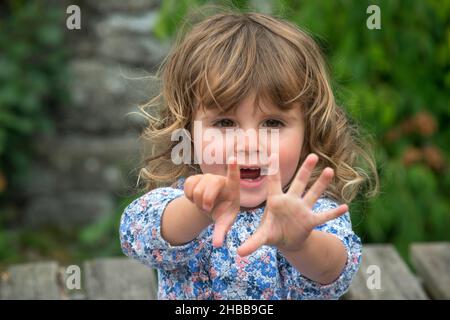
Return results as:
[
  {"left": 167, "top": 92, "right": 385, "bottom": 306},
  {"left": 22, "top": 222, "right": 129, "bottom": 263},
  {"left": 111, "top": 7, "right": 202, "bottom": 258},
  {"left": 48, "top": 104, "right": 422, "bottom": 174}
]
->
[{"left": 137, "top": 6, "right": 379, "bottom": 203}]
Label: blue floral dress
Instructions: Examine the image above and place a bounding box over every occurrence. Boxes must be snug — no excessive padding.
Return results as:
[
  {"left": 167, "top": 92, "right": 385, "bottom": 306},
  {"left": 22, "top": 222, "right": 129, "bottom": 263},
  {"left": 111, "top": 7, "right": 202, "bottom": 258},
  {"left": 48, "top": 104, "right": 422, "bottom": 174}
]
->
[{"left": 119, "top": 177, "right": 362, "bottom": 300}]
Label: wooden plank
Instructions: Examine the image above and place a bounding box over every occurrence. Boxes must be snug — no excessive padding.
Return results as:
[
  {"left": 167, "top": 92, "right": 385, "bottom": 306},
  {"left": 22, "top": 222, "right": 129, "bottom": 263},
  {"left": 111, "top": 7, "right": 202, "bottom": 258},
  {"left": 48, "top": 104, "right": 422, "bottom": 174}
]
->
[
  {"left": 0, "top": 261, "right": 63, "bottom": 299},
  {"left": 83, "top": 258, "right": 157, "bottom": 300},
  {"left": 410, "top": 242, "right": 450, "bottom": 300},
  {"left": 345, "top": 244, "right": 428, "bottom": 300}
]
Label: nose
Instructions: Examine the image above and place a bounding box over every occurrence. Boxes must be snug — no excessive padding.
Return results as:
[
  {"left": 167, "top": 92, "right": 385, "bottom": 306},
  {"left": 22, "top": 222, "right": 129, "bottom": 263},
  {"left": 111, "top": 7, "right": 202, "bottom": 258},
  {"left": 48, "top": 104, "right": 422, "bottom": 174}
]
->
[
  {"left": 232, "top": 124, "right": 278, "bottom": 167},
  {"left": 234, "top": 127, "right": 261, "bottom": 164}
]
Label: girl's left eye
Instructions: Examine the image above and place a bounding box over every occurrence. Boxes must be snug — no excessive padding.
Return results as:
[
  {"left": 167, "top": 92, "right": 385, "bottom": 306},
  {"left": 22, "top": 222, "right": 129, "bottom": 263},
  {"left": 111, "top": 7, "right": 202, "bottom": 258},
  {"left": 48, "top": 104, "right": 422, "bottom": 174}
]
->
[{"left": 262, "top": 119, "right": 285, "bottom": 127}]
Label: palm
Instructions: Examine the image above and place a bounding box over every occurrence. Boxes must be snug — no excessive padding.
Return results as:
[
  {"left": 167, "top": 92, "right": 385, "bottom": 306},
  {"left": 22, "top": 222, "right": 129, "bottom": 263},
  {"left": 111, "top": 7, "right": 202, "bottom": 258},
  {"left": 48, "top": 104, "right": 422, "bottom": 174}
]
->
[
  {"left": 237, "top": 153, "right": 349, "bottom": 256},
  {"left": 257, "top": 195, "right": 316, "bottom": 251}
]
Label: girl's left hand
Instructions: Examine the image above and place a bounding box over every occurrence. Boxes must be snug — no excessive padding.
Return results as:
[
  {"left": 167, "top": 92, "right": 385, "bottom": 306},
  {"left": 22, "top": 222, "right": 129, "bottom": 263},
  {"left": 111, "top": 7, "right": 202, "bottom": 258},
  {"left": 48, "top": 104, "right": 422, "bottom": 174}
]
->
[{"left": 237, "top": 153, "right": 348, "bottom": 257}]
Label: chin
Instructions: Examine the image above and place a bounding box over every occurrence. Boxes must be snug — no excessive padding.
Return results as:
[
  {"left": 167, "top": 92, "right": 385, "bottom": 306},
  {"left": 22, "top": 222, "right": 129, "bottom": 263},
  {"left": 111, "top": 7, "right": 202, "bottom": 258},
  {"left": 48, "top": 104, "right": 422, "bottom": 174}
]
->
[{"left": 239, "top": 193, "right": 266, "bottom": 211}]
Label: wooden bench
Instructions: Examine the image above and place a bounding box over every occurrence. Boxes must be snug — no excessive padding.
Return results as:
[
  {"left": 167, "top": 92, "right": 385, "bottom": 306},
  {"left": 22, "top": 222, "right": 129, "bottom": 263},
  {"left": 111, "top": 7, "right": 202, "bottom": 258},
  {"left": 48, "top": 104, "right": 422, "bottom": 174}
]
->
[{"left": 0, "top": 243, "right": 448, "bottom": 300}]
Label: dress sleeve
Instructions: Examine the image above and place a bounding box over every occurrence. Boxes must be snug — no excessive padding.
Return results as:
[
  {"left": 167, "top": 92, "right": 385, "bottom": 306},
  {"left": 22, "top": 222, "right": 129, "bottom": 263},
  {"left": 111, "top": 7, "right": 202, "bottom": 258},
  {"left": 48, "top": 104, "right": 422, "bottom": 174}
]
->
[
  {"left": 119, "top": 177, "right": 208, "bottom": 271},
  {"left": 278, "top": 197, "right": 362, "bottom": 299}
]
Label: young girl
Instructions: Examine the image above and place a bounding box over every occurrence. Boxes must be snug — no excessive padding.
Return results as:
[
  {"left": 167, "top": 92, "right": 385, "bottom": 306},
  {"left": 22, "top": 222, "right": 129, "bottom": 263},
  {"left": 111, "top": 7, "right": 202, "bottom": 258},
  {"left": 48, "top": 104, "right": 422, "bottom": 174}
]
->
[{"left": 120, "top": 9, "right": 378, "bottom": 300}]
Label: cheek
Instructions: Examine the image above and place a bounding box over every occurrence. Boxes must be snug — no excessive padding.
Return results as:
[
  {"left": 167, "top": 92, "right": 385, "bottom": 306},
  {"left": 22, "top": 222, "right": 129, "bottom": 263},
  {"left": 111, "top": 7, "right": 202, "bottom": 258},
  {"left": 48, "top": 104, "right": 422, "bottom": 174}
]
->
[
  {"left": 199, "top": 163, "right": 225, "bottom": 176},
  {"left": 278, "top": 132, "right": 303, "bottom": 185},
  {"left": 194, "top": 130, "right": 229, "bottom": 176}
]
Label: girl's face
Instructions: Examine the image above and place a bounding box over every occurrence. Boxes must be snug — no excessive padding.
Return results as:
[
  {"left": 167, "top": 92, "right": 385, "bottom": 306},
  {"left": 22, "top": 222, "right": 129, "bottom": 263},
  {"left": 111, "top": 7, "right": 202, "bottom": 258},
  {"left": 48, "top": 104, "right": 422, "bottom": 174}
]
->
[{"left": 191, "top": 92, "right": 305, "bottom": 210}]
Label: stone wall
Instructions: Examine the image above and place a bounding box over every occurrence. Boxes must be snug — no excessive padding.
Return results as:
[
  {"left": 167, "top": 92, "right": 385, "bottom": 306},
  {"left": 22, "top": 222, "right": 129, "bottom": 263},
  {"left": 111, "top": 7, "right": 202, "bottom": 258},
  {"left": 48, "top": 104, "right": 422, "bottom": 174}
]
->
[{"left": 22, "top": 0, "right": 168, "bottom": 228}]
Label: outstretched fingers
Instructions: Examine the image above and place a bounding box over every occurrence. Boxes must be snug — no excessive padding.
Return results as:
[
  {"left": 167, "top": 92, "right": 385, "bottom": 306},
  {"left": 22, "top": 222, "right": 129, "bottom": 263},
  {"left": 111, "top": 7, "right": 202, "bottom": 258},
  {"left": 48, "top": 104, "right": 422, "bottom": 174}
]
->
[
  {"left": 303, "top": 167, "right": 335, "bottom": 208},
  {"left": 313, "top": 204, "right": 348, "bottom": 227},
  {"left": 287, "top": 153, "right": 319, "bottom": 196}
]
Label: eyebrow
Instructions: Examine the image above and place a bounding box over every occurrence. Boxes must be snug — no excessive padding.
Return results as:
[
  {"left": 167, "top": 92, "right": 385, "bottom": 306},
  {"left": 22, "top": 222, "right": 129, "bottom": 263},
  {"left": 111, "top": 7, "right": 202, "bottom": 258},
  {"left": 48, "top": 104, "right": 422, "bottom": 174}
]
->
[
  {"left": 257, "top": 108, "right": 301, "bottom": 121},
  {"left": 200, "top": 108, "right": 300, "bottom": 121},
  {"left": 267, "top": 109, "right": 300, "bottom": 120}
]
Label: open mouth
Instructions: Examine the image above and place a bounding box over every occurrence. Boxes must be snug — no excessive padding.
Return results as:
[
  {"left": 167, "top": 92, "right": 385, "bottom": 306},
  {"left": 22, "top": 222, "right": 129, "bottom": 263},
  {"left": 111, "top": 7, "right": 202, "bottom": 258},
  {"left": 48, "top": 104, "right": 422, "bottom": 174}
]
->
[{"left": 240, "top": 167, "right": 261, "bottom": 180}]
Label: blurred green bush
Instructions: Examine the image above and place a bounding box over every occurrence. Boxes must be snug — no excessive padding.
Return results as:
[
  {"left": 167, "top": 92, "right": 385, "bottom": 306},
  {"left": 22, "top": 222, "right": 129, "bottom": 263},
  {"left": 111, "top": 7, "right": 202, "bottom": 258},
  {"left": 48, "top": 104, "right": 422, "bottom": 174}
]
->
[
  {"left": 0, "top": 1, "right": 69, "bottom": 198},
  {"left": 0, "top": 0, "right": 69, "bottom": 267}
]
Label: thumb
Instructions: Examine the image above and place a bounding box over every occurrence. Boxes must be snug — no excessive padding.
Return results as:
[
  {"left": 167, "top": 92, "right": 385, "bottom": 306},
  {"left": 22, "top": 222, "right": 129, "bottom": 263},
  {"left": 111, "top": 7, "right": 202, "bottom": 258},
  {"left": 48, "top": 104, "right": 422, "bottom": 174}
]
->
[
  {"left": 226, "top": 156, "right": 240, "bottom": 189},
  {"left": 237, "top": 226, "right": 267, "bottom": 257},
  {"left": 212, "top": 203, "right": 238, "bottom": 247}
]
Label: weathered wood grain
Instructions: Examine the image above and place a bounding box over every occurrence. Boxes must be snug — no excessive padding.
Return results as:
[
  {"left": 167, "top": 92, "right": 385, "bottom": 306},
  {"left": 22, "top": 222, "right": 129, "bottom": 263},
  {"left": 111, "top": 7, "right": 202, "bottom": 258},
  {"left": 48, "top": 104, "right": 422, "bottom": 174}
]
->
[
  {"left": 345, "top": 244, "right": 428, "bottom": 300},
  {"left": 83, "top": 258, "right": 157, "bottom": 299},
  {"left": 410, "top": 242, "right": 450, "bottom": 300},
  {"left": 0, "top": 261, "right": 63, "bottom": 299},
  {"left": 2, "top": 242, "right": 448, "bottom": 300}
]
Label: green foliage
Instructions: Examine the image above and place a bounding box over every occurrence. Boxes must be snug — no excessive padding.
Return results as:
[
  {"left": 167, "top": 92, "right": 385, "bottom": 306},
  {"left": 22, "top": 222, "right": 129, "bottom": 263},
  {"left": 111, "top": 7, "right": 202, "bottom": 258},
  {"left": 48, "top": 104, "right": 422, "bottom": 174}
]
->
[
  {"left": 77, "top": 195, "right": 139, "bottom": 260},
  {"left": 0, "top": 1, "right": 69, "bottom": 196},
  {"left": 153, "top": 0, "right": 251, "bottom": 40},
  {"left": 154, "top": 0, "right": 450, "bottom": 260}
]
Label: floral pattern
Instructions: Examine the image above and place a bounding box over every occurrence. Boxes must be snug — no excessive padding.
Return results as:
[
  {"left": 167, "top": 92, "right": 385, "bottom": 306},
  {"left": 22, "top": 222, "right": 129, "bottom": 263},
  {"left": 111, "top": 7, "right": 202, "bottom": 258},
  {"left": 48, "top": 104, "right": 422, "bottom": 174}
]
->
[{"left": 119, "top": 176, "right": 362, "bottom": 300}]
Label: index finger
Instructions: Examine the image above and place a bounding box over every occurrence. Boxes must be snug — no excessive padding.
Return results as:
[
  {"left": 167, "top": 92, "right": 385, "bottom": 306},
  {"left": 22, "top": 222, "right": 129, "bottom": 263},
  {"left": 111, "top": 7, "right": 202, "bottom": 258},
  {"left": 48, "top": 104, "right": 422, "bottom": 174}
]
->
[{"left": 226, "top": 156, "right": 240, "bottom": 188}]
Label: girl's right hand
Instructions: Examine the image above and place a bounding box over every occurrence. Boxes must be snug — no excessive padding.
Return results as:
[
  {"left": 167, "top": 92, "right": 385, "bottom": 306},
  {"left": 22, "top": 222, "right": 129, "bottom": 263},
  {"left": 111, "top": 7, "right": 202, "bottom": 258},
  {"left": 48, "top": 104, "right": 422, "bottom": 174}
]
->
[{"left": 184, "top": 157, "right": 241, "bottom": 247}]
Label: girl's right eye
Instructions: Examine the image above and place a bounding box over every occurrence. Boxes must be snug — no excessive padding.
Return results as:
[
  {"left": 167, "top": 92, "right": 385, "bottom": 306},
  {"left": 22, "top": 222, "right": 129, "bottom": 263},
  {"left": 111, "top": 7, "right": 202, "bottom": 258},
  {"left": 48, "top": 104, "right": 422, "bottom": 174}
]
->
[{"left": 212, "top": 119, "right": 236, "bottom": 127}]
